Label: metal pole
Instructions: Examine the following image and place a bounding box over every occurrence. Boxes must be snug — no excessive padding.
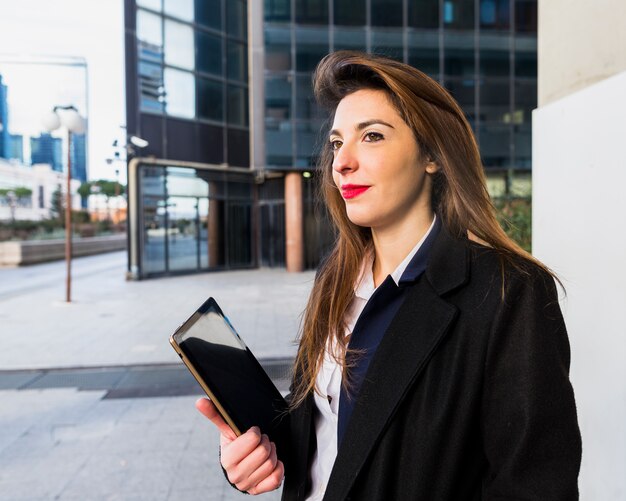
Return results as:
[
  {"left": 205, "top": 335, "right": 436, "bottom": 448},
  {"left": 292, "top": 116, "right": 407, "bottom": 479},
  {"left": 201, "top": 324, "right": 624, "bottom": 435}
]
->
[{"left": 65, "top": 129, "right": 72, "bottom": 303}]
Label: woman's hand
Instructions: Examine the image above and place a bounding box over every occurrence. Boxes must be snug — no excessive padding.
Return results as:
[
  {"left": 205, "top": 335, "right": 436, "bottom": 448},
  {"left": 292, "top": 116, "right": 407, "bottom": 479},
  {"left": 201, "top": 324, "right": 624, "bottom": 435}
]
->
[{"left": 195, "top": 397, "right": 285, "bottom": 494}]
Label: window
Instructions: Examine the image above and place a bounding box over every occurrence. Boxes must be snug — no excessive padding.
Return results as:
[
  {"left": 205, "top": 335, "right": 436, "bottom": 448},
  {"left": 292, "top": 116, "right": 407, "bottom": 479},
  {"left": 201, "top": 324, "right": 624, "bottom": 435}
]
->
[
  {"left": 371, "top": 0, "right": 402, "bottom": 27},
  {"left": 265, "top": 0, "right": 291, "bottom": 22},
  {"left": 196, "top": 31, "right": 223, "bottom": 76},
  {"left": 164, "top": 68, "right": 195, "bottom": 118},
  {"left": 334, "top": 0, "right": 365, "bottom": 26},
  {"left": 295, "top": 0, "right": 329, "bottom": 24},
  {"left": 137, "top": 9, "right": 163, "bottom": 47},
  {"left": 195, "top": 0, "right": 222, "bottom": 30},
  {"left": 408, "top": 0, "right": 439, "bottom": 29},
  {"left": 227, "top": 41, "right": 248, "bottom": 81},
  {"left": 480, "top": 0, "right": 510, "bottom": 30},
  {"left": 164, "top": 20, "right": 194, "bottom": 70},
  {"left": 164, "top": 0, "right": 193, "bottom": 22},
  {"left": 443, "top": 0, "right": 474, "bottom": 29},
  {"left": 197, "top": 78, "right": 224, "bottom": 121},
  {"left": 228, "top": 85, "right": 248, "bottom": 126}
]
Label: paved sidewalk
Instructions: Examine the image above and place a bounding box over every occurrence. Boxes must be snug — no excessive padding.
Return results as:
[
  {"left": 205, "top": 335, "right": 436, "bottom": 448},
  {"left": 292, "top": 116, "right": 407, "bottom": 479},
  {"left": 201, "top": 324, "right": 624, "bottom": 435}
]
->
[
  {"left": 0, "top": 252, "right": 316, "bottom": 500},
  {"left": 0, "top": 251, "right": 316, "bottom": 369}
]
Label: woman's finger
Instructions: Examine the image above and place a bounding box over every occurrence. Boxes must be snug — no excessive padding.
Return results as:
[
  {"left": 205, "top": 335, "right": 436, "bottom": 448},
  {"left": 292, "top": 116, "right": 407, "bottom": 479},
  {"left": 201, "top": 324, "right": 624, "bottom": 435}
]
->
[
  {"left": 195, "top": 398, "right": 237, "bottom": 440},
  {"left": 221, "top": 426, "right": 263, "bottom": 471},
  {"left": 231, "top": 436, "right": 276, "bottom": 491},
  {"left": 248, "top": 460, "right": 285, "bottom": 494}
]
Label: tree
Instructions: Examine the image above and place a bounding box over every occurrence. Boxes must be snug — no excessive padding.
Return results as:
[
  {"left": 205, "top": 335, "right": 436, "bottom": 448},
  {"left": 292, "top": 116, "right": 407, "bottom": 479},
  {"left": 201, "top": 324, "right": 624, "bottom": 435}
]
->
[
  {"left": 77, "top": 181, "right": 92, "bottom": 208},
  {"left": 93, "top": 179, "right": 126, "bottom": 221},
  {"left": 50, "top": 185, "right": 64, "bottom": 225}
]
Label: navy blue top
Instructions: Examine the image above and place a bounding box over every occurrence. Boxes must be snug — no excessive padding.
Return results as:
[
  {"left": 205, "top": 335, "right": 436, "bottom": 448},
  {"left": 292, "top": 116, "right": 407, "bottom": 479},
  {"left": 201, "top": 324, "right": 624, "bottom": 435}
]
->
[{"left": 337, "top": 216, "right": 442, "bottom": 446}]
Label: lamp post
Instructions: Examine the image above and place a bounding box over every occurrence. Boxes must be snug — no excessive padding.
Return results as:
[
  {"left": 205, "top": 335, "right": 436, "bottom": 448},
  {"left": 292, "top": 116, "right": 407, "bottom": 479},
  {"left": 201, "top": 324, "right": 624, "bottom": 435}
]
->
[{"left": 42, "top": 105, "right": 86, "bottom": 303}]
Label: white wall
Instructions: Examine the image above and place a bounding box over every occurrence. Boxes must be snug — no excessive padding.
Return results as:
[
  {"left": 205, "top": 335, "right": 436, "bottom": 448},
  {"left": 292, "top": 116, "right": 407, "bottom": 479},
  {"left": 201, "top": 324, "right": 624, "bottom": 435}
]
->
[{"left": 533, "top": 71, "right": 626, "bottom": 500}]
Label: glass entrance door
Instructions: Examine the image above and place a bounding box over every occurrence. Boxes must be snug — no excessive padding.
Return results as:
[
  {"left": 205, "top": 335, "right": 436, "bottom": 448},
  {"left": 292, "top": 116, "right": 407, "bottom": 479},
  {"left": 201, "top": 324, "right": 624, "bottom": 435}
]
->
[{"left": 167, "top": 196, "right": 200, "bottom": 272}]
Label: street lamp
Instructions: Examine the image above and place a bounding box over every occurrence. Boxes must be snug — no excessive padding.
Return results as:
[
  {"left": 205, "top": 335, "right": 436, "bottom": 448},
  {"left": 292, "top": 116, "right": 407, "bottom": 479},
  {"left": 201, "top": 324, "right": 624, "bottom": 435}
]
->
[{"left": 42, "top": 105, "right": 86, "bottom": 303}]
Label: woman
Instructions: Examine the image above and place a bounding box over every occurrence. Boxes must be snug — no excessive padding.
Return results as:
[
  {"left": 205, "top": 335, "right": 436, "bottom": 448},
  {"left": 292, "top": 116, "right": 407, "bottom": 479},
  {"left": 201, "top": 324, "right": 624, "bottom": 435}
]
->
[{"left": 196, "top": 51, "right": 581, "bottom": 500}]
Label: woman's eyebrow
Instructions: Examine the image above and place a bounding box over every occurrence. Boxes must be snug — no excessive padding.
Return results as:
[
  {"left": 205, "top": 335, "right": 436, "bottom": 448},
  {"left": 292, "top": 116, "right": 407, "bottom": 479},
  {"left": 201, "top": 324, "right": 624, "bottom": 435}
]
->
[{"left": 329, "top": 119, "right": 395, "bottom": 138}]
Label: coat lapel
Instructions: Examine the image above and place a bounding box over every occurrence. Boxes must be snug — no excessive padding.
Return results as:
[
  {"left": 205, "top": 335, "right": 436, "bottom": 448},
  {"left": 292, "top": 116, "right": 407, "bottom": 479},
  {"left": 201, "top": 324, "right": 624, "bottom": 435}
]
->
[{"left": 322, "top": 227, "right": 469, "bottom": 501}]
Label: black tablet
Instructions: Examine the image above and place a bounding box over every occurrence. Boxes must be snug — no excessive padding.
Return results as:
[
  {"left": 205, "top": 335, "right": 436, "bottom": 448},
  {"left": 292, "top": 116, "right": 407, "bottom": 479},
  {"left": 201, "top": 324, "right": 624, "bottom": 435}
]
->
[{"left": 170, "top": 297, "right": 289, "bottom": 453}]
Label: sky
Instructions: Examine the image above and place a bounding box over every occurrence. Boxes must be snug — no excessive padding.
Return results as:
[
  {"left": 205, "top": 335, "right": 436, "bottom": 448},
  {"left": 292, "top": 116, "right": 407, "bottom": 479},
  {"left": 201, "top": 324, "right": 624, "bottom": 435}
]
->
[{"left": 0, "top": 0, "right": 127, "bottom": 182}]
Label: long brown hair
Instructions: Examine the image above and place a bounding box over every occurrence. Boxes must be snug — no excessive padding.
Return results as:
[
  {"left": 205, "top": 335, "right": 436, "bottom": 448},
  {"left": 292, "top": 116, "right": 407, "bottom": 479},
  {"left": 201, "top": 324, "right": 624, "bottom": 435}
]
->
[{"left": 290, "top": 51, "right": 552, "bottom": 409}]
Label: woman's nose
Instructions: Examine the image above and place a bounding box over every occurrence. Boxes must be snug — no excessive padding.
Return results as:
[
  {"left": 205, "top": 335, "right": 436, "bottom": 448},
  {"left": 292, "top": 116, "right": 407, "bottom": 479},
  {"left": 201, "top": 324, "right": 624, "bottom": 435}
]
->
[{"left": 332, "top": 143, "right": 358, "bottom": 174}]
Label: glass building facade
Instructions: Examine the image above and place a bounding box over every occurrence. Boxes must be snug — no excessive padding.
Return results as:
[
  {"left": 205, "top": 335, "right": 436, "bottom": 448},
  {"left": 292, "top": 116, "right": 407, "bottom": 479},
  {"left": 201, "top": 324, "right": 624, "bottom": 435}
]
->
[
  {"left": 125, "top": 0, "right": 255, "bottom": 278},
  {"left": 127, "top": 0, "right": 249, "bottom": 167},
  {"left": 125, "top": 0, "right": 537, "bottom": 278},
  {"left": 264, "top": 0, "right": 537, "bottom": 170}
]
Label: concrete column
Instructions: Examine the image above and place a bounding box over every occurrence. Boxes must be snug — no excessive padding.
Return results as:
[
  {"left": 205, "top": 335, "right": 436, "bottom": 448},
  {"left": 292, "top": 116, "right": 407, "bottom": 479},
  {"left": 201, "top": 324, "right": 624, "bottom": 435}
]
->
[{"left": 285, "top": 172, "right": 304, "bottom": 272}]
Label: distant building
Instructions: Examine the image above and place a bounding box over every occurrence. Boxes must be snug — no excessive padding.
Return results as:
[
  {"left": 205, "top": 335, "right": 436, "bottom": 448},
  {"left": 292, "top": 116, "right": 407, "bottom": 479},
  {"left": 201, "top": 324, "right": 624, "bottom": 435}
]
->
[
  {"left": 0, "top": 74, "right": 9, "bottom": 159},
  {"left": 0, "top": 157, "right": 80, "bottom": 221},
  {"left": 8, "top": 134, "right": 23, "bottom": 162},
  {"left": 70, "top": 133, "right": 87, "bottom": 182},
  {"left": 30, "top": 133, "right": 63, "bottom": 173}
]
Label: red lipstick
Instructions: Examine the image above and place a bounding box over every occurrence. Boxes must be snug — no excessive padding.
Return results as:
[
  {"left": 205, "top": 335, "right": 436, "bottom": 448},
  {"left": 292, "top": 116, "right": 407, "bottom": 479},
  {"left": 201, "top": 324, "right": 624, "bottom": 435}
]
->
[{"left": 341, "top": 184, "right": 370, "bottom": 199}]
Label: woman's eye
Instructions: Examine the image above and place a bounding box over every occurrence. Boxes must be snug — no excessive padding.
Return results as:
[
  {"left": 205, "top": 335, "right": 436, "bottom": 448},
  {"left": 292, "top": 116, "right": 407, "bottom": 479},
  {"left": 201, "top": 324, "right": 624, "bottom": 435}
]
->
[
  {"left": 364, "top": 132, "right": 383, "bottom": 142},
  {"left": 330, "top": 140, "right": 342, "bottom": 151}
]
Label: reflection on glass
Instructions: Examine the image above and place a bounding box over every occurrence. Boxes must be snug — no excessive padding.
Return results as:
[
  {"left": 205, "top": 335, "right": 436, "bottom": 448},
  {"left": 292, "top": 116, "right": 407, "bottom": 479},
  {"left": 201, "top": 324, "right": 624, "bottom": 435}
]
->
[
  {"left": 371, "top": 0, "right": 402, "bottom": 27},
  {"left": 334, "top": 0, "right": 365, "bottom": 26},
  {"left": 199, "top": 197, "right": 209, "bottom": 268},
  {"left": 164, "top": 0, "right": 193, "bottom": 22},
  {"left": 408, "top": 0, "right": 439, "bottom": 29},
  {"left": 227, "top": 41, "right": 248, "bottom": 81},
  {"left": 196, "top": 0, "right": 221, "bottom": 30},
  {"left": 295, "top": 0, "right": 329, "bottom": 24},
  {"left": 137, "top": 9, "right": 163, "bottom": 47},
  {"left": 141, "top": 166, "right": 166, "bottom": 274},
  {"left": 165, "top": 20, "right": 194, "bottom": 70},
  {"left": 265, "top": 26, "right": 292, "bottom": 71},
  {"left": 167, "top": 195, "right": 200, "bottom": 272},
  {"left": 228, "top": 85, "right": 248, "bottom": 126},
  {"left": 295, "top": 27, "right": 329, "bottom": 72},
  {"left": 164, "top": 68, "right": 195, "bottom": 118},
  {"left": 139, "top": 60, "right": 164, "bottom": 113},
  {"left": 197, "top": 78, "right": 224, "bottom": 121},
  {"left": 196, "top": 31, "right": 222, "bottom": 76}
]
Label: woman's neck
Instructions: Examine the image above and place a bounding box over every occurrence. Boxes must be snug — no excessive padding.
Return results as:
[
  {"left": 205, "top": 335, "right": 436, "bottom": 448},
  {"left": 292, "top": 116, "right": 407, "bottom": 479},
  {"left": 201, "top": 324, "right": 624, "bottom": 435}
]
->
[{"left": 371, "top": 210, "right": 435, "bottom": 287}]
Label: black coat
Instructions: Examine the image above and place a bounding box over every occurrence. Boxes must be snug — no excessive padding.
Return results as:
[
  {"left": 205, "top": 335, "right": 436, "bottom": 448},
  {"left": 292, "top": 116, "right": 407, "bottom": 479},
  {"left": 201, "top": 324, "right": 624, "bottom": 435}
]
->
[{"left": 281, "top": 227, "right": 581, "bottom": 501}]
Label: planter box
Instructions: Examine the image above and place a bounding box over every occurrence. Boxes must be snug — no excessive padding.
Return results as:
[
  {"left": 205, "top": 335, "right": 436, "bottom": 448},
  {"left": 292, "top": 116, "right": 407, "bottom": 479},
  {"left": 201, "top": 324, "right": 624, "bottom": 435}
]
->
[{"left": 0, "top": 234, "right": 127, "bottom": 266}]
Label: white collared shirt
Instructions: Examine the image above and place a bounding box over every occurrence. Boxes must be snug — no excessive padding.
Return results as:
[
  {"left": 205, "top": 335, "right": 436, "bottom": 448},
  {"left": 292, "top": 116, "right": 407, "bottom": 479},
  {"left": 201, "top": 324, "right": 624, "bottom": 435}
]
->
[{"left": 305, "top": 215, "right": 437, "bottom": 500}]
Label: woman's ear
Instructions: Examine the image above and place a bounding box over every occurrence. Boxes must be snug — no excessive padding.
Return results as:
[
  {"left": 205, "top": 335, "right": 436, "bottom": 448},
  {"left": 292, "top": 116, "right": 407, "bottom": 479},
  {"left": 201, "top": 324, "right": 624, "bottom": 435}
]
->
[{"left": 425, "top": 161, "right": 439, "bottom": 174}]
